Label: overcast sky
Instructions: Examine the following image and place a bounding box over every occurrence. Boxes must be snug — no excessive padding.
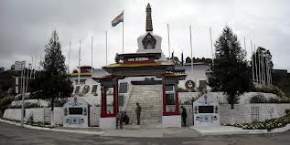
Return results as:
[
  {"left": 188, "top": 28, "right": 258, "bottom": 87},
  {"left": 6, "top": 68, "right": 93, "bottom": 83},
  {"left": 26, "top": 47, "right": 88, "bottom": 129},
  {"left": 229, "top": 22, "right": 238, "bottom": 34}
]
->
[{"left": 0, "top": 0, "right": 289, "bottom": 71}]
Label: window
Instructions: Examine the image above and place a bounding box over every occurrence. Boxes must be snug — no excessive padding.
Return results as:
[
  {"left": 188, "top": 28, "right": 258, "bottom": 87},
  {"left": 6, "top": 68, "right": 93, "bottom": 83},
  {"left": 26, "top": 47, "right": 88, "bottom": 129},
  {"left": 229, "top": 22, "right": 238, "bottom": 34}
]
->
[
  {"left": 165, "top": 84, "right": 176, "bottom": 113},
  {"left": 75, "top": 86, "right": 80, "bottom": 94},
  {"left": 119, "top": 95, "right": 125, "bottom": 106},
  {"left": 165, "top": 85, "right": 174, "bottom": 92},
  {"left": 106, "top": 88, "right": 114, "bottom": 114},
  {"left": 74, "top": 79, "right": 86, "bottom": 85},
  {"left": 198, "top": 106, "right": 214, "bottom": 113},
  {"left": 91, "top": 85, "right": 98, "bottom": 94},
  {"left": 82, "top": 85, "right": 90, "bottom": 94},
  {"left": 165, "top": 94, "right": 175, "bottom": 105},
  {"left": 119, "top": 83, "right": 128, "bottom": 93},
  {"left": 69, "top": 107, "right": 83, "bottom": 115}
]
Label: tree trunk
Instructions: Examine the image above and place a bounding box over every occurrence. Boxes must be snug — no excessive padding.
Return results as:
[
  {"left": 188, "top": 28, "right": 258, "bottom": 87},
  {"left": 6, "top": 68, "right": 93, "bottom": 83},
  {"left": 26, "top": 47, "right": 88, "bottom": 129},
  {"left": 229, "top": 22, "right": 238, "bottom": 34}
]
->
[
  {"left": 230, "top": 103, "right": 235, "bottom": 109},
  {"left": 50, "top": 97, "right": 55, "bottom": 127}
]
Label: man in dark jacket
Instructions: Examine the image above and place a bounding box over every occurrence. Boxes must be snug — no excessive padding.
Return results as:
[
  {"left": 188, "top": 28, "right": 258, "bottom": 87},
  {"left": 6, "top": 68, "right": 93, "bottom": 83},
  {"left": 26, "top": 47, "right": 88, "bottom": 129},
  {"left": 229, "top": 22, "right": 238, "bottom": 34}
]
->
[
  {"left": 135, "top": 102, "right": 142, "bottom": 125},
  {"left": 181, "top": 106, "right": 187, "bottom": 127}
]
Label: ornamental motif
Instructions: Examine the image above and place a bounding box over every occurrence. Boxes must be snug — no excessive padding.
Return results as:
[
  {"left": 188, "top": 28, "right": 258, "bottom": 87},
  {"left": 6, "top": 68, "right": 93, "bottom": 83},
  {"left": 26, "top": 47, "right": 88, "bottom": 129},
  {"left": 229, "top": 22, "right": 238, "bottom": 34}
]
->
[
  {"left": 185, "top": 80, "right": 195, "bottom": 91},
  {"left": 142, "top": 33, "right": 156, "bottom": 49}
]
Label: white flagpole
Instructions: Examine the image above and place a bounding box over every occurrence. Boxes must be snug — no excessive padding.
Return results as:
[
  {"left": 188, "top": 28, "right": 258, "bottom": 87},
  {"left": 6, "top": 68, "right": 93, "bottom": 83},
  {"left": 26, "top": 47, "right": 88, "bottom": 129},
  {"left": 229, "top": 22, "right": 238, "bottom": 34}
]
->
[
  {"left": 266, "top": 56, "right": 270, "bottom": 86},
  {"left": 209, "top": 27, "right": 214, "bottom": 65},
  {"left": 26, "top": 63, "right": 31, "bottom": 93},
  {"left": 106, "top": 31, "right": 108, "bottom": 65},
  {"left": 243, "top": 37, "right": 247, "bottom": 59},
  {"left": 189, "top": 25, "right": 193, "bottom": 72},
  {"left": 253, "top": 43, "right": 258, "bottom": 84},
  {"left": 261, "top": 53, "right": 265, "bottom": 85},
  {"left": 78, "top": 40, "right": 81, "bottom": 85},
  {"left": 250, "top": 40, "right": 255, "bottom": 83},
  {"left": 256, "top": 45, "right": 261, "bottom": 85},
  {"left": 21, "top": 61, "right": 26, "bottom": 127},
  {"left": 167, "top": 24, "right": 171, "bottom": 58},
  {"left": 68, "top": 41, "right": 71, "bottom": 73},
  {"left": 122, "top": 17, "right": 124, "bottom": 53},
  {"left": 91, "top": 36, "right": 94, "bottom": 69}
]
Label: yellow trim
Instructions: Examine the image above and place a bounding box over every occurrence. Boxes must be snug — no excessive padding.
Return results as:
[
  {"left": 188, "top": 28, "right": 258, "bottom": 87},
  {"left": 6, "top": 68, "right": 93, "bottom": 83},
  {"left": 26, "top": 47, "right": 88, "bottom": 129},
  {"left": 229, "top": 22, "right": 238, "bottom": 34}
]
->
[
  {"left": 104, "top": 62, "right": 173, "bottom": 68},
  {"left": 70, "top": 73, "right": 92, "bottom": 77}
]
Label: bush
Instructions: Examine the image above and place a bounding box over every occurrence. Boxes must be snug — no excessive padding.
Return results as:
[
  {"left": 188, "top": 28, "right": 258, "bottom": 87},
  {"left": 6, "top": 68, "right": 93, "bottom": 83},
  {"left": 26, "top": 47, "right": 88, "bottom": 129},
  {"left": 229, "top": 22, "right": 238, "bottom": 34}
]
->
[
  {"left": 286, "top": 109, "right": 290, "bottom": 115},
  {"left": 253, "top": 86, "right": 285, "bottom": 98},
  {"left": 229, "top": 113, "right": 290, "bottom": 131},
  {"left": 250, "top": 95, "right": 290, "bottom": 104},
  {"left": 268, "top": 98, "right": 280, "bottom": 103},
  {"left": 9, "top": 102, "right": 41, "bottom": 109},
  {"left": 0, "top": 96, "right": 14, "bottom": 112},
  {"left": 250, "top": 95, "right": 267, "bottom": 103}
]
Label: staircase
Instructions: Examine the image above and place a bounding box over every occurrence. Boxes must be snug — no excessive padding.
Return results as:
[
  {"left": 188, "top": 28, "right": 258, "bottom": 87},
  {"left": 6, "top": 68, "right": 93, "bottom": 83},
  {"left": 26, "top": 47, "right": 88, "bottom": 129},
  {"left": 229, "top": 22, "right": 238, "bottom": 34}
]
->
[{"left": 125, "top": 85, "right": 163, "bottom": 125}]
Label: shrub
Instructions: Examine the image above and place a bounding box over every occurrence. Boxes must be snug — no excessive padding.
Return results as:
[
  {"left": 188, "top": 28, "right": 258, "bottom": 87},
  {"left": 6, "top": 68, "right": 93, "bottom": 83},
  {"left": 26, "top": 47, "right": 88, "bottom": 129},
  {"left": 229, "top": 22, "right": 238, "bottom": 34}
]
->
[
  {"left": 253, "top": 86, "right": 285, "bottom": 98},
  {"left": 0, "top": 96, "right": 14, "bottom": 112},
  {"left": 286, "top": 109, "right": 290, "bottom": 115},
  {"left": 268, "top": 98, "right": 280, "bottom": 103},
  {"left": 229, "top": 113, "right": 290, "bottom": 131},
  {"left": 250, "top": 95, "right": 267, "bottom": 103}
]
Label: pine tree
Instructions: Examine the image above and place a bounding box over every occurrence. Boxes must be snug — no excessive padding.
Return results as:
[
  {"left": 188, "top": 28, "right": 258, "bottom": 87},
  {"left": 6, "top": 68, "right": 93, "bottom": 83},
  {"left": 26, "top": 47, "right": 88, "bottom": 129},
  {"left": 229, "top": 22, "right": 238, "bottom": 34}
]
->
[
  {"left": 209, "top": 26, "right": 253, "bottom": 109},
  {"left": 32, "top": 31, "right": 73, "bottom": 126}
]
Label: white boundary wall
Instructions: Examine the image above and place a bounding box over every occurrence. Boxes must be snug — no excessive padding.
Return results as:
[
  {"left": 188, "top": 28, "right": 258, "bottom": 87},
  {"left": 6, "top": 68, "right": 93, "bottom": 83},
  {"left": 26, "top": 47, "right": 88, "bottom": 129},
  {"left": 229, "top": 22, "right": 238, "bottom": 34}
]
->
[
  {"left": 3, "top": 107, "right": 63, "bottom": 125},
  {"left": 219, "top": 104, "right": 290, "bottom": 125}
]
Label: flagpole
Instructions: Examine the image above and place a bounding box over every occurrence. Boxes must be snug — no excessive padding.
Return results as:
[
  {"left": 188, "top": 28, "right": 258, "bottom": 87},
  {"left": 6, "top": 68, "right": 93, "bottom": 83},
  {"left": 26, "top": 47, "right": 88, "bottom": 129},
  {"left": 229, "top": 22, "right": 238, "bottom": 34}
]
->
[
  {"left": 122, "top": 17, "right": 124, "bottom": 53},
  {"left": 257, "top": 45, "right": 261, "bottom": 85},
  {"left": 209, "top": 27, "right": 214, "bottom": 65},
  {"left": 91, "top": 36, "right": 94, "bottom": 69},
  {"left": 266, "top": 55, "right": 269, "bottom": 86},
  {"left": 243, "top": 37, "right": 247, "bottom": 60},
  {"left": 167, "top": 24, "right": 171, "bottom": 58},
  {"left": 78, "top": 40, "right": 81, "bottom": 85},
  {"left": 68, "top": 41, "right": 71, "bottom": 73},
  {"left": 261, "top": 53, "right": 265, "bottom": 85},
  {"left": 106, "top": 31, "right": 108, "bottom": 65},
  {"left": 189, "top": 25, "right": 193, "bottom": 72},
  {"left": 250, "top": 40, "right": 255, "bottom": 83},
  {"left": 20, "top": 61, "right": 25, "bottom": 127}
]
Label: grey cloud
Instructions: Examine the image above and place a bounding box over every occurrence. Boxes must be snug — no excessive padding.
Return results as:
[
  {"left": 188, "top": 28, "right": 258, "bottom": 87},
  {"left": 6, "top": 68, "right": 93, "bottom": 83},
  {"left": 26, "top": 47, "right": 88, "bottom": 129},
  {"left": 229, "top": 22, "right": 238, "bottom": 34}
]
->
[{"left": 0, "top": 0, "right": 289, "bottom": 71}]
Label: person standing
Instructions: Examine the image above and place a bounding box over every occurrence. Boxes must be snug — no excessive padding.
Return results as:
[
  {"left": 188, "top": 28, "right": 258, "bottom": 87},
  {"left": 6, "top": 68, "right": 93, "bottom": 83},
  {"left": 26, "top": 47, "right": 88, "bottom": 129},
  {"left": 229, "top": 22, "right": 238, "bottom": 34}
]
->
[
  {"left": 181, "top": 106, "right": 187, "bottom": 127},
  {"left": 135, "top": 102, "right": 142, "bottom": 125}
]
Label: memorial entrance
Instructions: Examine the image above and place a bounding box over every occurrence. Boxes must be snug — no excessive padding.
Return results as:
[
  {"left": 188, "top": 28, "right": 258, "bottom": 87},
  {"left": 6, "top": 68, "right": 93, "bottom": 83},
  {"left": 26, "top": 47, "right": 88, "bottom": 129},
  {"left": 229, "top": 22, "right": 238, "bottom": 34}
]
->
[{"left": 95, "top": 3, "right": 186, "bottom": 128}]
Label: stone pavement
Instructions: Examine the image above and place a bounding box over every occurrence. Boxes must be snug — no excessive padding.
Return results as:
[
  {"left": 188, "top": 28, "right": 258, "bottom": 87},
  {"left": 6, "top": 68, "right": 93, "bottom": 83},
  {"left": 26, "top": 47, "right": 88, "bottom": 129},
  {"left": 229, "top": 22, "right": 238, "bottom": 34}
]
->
[
  {"left": 192, "top": 126, "right": 250, "bottom": 135},
  {"left": 102, "top": 127, "right": 201, "bottom": 138},
  {"left": 1, "top": 118, "right": 290, "bottom": 138},
  {"left": 1, "top": 121, "right": 290, "bottom": 145}
]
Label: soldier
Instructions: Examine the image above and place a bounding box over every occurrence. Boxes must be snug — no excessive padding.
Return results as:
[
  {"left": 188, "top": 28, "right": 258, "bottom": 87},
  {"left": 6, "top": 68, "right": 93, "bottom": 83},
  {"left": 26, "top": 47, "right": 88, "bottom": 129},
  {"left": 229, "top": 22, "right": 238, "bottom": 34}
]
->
[
  {"left": 135, "top": 102, "right": 142, "bottom": 125},
  {"left": 181, "top": 106, "right": 187, "bottom": 127},
  {"left": 116, "top": 112, "right": 121, "bottom": 129}
]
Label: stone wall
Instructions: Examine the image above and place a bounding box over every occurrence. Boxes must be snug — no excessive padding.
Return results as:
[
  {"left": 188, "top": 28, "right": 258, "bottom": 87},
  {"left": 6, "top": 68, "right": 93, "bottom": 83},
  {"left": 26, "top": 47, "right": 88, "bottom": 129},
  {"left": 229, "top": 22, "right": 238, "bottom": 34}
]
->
[
  {"left": 3, "top": 107, "right": 63, "bottom": 125},
  {"left": 219, "top": 104, "right": 290, "bottom": 125}
]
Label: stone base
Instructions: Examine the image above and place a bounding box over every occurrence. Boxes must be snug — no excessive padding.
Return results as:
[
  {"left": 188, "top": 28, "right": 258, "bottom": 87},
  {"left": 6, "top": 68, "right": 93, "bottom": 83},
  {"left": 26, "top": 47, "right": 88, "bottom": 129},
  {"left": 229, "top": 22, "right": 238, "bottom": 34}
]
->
[
  {"left": 162, "top": 115, "right": 181, "bottom": 128},
  {"left": 99, "top": 117, "right": 116, "bottom": 129}
]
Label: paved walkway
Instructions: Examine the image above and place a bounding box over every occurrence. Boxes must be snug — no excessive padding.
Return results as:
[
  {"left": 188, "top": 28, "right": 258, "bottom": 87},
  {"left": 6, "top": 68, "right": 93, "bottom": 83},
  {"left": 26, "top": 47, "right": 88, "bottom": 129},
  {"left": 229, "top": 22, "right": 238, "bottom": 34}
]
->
[
  {"left": 102, "top": 127, "right": 201, "bottom": 138},
  {"left": 1, "top": 118, "right": 290, "bottom": 138},
  {"left": 192, "top": 126, "right": 250, "bottom": 135},
  {"left": 1, "top": 122, "right": 290, "bottom": 145}
]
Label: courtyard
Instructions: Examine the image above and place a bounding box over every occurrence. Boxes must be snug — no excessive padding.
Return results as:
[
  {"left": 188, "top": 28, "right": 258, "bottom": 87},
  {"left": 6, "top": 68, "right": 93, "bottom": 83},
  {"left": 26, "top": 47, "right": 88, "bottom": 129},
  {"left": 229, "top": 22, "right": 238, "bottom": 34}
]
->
[{"left": 0, "top": 122, "right": 290, "bottom": 145}]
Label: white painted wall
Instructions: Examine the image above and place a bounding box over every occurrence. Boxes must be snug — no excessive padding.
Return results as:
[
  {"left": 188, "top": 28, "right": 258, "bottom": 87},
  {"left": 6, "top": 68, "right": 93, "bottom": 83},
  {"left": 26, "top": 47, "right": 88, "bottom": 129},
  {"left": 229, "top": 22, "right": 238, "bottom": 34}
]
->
[
  {"left": 162, "top": 115, "right": 181, "bottom": 128},
  {"left": 219, "top": 104, "right": 290, "bottom": 125},
  {"left": 99, "top": 117, "right": 116, "bottom": 129},
  {"left": 3, "top": 107, "right": 63, "bottom": 125}
]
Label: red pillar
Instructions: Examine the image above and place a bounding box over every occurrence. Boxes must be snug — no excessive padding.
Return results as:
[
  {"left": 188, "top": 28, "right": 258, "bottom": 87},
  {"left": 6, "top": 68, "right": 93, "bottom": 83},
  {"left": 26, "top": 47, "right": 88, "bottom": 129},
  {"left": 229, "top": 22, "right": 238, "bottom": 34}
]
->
[{"left": 100, "top": 86, "right": 107, "bottom": 117}]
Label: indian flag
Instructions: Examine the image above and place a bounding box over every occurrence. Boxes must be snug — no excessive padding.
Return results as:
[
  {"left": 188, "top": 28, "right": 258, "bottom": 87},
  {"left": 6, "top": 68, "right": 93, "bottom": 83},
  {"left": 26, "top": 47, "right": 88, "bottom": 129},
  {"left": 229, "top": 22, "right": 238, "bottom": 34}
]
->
[{"left": 111, "top": 11, "right": 124, "bottom": 27}]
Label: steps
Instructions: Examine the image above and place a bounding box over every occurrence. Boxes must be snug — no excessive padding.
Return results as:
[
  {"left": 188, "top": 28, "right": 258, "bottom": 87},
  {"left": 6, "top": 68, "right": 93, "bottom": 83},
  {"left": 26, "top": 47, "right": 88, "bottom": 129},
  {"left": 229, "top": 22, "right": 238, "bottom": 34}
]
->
[{"left": 125, "top": 85, "right": 163, "bottom": 125}]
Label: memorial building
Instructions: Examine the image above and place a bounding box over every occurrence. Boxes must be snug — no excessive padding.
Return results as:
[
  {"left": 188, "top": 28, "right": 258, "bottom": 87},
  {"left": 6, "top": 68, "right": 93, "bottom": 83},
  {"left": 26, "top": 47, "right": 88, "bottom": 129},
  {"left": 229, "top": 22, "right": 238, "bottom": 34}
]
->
[{"left": 95, "top": 3, "right": 187, "bottom": 128}]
